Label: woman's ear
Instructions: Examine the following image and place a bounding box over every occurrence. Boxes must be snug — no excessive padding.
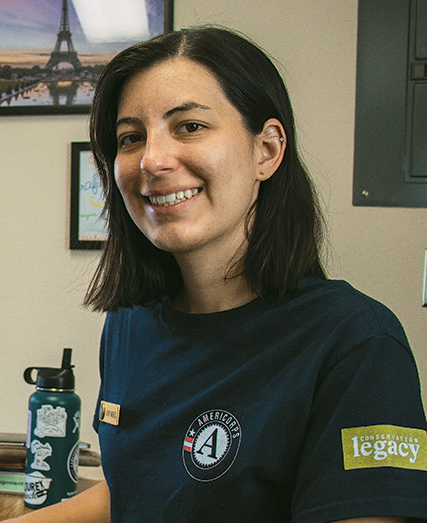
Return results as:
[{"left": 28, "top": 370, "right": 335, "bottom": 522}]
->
[{"left": 255, "top": 118, "right": 286, "bottom": 181}]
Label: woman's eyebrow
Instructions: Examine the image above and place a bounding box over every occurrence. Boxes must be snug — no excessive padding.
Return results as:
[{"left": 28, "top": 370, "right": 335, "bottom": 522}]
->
[
  {"left": 116, "top": 116, "right": 142, "bottom": 129},
  {"left": 163, "top": 101, "right": 211, "bottom": 119}
]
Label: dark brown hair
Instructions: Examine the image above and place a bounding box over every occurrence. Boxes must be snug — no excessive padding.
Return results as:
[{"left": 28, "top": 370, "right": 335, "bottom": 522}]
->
[{"left": 84, "top": 26, "right": 326, "bottom": 311}]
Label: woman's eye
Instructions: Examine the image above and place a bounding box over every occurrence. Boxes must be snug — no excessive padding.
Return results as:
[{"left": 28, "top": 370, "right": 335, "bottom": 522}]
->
[
  {"left": 119, "top": 134, "right": 142, "bottom": 147},
  {"left": 179, "top": 122, "right": 203, "bottom": 134}
]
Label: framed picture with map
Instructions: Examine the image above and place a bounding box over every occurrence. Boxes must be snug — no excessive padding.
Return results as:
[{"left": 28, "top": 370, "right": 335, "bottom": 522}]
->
[
  {"left": 0, "top": 0, "right": 173, "bottom": 115},
  {"left": 70, "top": 142, "right": 107, "bottom": 250}
]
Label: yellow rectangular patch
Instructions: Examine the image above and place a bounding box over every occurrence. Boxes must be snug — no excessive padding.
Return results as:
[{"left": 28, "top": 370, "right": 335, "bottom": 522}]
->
[
  {"left": 99, "top": 400, "right": 120, "bottom": 426},
  {"left": 342, "top": 424, "right": 427, "bottom": 471}
]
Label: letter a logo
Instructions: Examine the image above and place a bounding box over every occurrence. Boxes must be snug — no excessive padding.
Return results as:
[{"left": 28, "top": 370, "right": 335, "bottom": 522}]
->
[
  {"left": 196, "top": 427, "right": 219, "bottom": 460},
  {"left": 183, "top": 409, "right": 242, "bottom": 482}
]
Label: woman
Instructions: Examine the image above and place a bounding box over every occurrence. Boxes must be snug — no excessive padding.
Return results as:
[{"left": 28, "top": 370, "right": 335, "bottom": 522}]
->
[{"left": 10, "top": 26, "right": 427, "bottom": 523}]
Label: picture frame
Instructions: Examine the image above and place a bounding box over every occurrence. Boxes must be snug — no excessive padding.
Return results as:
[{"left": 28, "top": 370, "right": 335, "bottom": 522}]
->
[
  {"left": 70, "top": 142, "right": 107, "bottom": 250},
  {"left": 0, "top": 0, "right": 173, "bottom": 116}
]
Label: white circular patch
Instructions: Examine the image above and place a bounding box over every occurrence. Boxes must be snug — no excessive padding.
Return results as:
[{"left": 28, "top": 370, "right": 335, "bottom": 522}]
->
[
  {"left": 192, "top": 423, "right": 230, "bottom": 467},
  {"left": 182, "top": 409, "right": 242, "bottom": 482}
]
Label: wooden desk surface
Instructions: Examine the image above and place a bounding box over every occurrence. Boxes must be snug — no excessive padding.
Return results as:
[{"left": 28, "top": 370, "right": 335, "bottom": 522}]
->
[{"left": 0, "top": 478, "right": 99, "bottom": 521}]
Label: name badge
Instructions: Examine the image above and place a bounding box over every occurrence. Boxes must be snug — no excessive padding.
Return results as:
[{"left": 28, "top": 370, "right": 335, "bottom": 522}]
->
[{"left": 99, "top": 400, "right": 121, "bottom": 426}]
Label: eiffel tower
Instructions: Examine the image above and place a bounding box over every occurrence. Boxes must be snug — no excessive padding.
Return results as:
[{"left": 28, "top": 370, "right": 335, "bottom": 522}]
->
[{"left": 45, "top": 0, "right": 82, "bottom": 72}]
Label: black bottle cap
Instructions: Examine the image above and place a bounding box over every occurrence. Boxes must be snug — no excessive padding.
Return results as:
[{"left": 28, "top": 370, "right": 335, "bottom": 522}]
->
[{"left": 24, "top": 348, "right": 75, "bottom": 390}]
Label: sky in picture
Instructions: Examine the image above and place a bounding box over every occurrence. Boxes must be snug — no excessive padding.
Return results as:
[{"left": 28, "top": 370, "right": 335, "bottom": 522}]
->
[{"left": 0, "top": 0, "right": 165, "bottom": 67}]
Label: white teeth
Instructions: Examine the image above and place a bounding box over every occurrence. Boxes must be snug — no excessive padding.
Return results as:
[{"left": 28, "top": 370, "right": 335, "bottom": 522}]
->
[{"left": 149, "top": 188, "right": 200, "bottom": 207}]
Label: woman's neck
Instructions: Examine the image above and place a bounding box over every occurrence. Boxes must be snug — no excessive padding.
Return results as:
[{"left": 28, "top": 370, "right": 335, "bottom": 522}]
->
[
  {"left": 173, "top": 277, "right": 257, "bottom": 314},
  {"left": 172, "top": 249, "right": 257, "bottom": 314}
]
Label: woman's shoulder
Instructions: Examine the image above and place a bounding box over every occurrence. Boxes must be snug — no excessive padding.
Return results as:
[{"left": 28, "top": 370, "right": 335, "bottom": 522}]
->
[
  {"left": 104, "top": 302, "right": 163, "bottom": 329},
  {"left": 283, "top": 277, "right": 409, "bottom": 347},
  {"left": 295, "top": 278, "right": 399, "bottom": 319}
]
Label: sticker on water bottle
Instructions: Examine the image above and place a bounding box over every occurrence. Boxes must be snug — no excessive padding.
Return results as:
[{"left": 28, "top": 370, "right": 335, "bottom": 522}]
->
[
  {"left": 73, "top": 410, "right": 81, "bottom": 434},
  {"left": 24, "top": 471, "right": 52, "bottom": 505},
  {"left": 30, "top": 440, "right": 52, "bottom": 471},
  {"left": 34, "top": 405, "right": 67, "bottom": 438},
  {"left": 67, "top": 441, "right": 80, "bottom": 483}
]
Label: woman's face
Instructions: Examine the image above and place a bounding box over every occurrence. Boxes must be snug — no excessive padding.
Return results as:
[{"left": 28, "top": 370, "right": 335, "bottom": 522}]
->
[{"left": 114, "top": 58, "right": 266, "bottom": 261}]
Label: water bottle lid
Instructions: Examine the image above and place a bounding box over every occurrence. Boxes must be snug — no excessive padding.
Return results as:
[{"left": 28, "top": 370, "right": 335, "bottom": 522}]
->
[{"left": 24, "top": 348, "right": 75, "bottom": 390}]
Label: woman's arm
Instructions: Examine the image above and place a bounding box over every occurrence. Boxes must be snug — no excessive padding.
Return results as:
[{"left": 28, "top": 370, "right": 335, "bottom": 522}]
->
[{"left": 3, "top": 480, "right": 110, "bottom": 523}]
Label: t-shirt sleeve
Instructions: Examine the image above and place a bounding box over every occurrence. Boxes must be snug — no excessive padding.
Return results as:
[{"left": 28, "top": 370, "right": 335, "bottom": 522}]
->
[{"left": 291, "top": 335, "right": 427, "bottom": 523}]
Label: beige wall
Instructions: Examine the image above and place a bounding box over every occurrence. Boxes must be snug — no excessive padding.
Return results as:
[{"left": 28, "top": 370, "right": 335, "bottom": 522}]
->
[{"left": 1, "top": 0, "right": 426, "bottom": 479}]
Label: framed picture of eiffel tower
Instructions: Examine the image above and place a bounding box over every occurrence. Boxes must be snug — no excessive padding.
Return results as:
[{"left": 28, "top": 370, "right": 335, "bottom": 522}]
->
[{"left": 0, "top": 0, "right": 173, "bottom": 115}]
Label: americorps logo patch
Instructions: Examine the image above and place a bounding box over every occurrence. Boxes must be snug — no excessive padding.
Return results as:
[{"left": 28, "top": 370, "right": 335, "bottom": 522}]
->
[
  {"left": 183, "top": 409, "right": 242, "bottom": 482},
  {"left": 342, "top": 424, "right": 427, "bottom": 471}
]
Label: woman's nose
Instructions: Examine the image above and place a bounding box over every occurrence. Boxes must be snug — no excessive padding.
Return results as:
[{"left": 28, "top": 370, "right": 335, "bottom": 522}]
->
[{"left": 140, "top": 132, "right": 176, "bottom": 176}]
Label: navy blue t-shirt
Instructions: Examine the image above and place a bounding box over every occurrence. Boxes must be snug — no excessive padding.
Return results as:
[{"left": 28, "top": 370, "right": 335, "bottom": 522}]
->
[{"left": 94, "top": 278, "right": 427, "bottom": 522}]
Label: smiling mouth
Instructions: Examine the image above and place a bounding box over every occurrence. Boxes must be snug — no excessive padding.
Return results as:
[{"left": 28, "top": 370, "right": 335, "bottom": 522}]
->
[{"left": 148, "top": 188, "right": 200, "bottom": 207}]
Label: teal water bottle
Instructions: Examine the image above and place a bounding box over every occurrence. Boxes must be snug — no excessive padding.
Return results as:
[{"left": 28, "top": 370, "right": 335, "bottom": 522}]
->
[{"left": 23, "top": 349, "right": 81, "bottom": 508}]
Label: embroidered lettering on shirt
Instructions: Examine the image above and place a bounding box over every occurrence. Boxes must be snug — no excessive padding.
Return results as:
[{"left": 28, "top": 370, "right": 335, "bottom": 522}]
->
[
  {"left": 99, "top": 401, "right": 120, "bottom": 426},
  {"left": 342, "top": 424, "right": 427, "bottom": 471}
]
